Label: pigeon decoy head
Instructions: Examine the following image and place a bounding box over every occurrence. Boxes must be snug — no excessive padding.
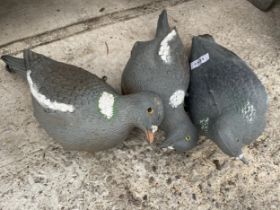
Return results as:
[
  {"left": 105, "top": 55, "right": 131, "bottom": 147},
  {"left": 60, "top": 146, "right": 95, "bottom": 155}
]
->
[
  {"left": 125, "top": 92, "right": 164, "bottom": 143},
  {"left": 209, "top": 113, "right": 244, "bottom": 157},
  {"left": 160, "top": 115, "right": 198, "bottom": 152}
]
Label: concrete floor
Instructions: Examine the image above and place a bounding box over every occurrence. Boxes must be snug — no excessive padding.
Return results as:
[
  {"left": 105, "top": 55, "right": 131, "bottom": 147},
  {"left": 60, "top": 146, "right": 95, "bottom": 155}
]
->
[
  {"left": 0, "top": 0, "right": 157, "bottom": 46},
  {"left": 0, "top": 0, "right": 279, "bottom": 209}
]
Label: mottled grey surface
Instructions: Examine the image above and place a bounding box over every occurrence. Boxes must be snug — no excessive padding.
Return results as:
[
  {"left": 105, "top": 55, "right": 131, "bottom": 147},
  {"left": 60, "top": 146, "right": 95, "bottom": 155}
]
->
[
  {"left": 0, "top": 0, "right": 279, "bottom": 209},
  {"left": 122, "top": 10, "right": 197, "bottom": 152},
  {"left": 187, "top": 35, "right": 268, "bottom": 158}
]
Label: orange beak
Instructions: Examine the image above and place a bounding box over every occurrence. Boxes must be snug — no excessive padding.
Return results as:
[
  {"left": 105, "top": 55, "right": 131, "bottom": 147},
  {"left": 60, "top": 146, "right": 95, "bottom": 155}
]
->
[{"left": 145, "top": 130, "right": 155, "bottom": 144}]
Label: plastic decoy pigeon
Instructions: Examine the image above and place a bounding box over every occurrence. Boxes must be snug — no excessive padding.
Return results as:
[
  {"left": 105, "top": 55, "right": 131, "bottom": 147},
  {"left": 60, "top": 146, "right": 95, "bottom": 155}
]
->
[
  {"left": 121, "top": 10, "right": 198, "bottom": 152},
  {"left": 186, "top": 34, "right": 268, "bottom": 162},
  {"left": 1, "top": 50, "right": 164, "bottom": 152}
]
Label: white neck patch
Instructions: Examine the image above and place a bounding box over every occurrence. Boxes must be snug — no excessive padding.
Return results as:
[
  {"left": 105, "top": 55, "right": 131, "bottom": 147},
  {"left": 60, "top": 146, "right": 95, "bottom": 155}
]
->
[
  {"left": 98, "top": 91, "right": 115, "bottom": 119},
  {"left": 158, "top": 29, "right": 177, "bottom": 64},
  {"left": 27, "top": 70, "right": 75, "bottom": 112},
  {"left": 169, "top": 89, "right": 185, "bottom": 108},
  {"left": 241, "top": 101, "right": 256, "bottom": 123}
]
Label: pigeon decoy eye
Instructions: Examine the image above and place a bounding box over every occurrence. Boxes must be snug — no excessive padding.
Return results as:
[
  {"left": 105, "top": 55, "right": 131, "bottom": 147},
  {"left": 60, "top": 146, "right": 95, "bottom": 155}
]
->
[
  {"left": 147, "top": 107, "right": 154, "bottom": 114},
  {"left": 185, "top": 136, "right": 191, "bottom": 142}
]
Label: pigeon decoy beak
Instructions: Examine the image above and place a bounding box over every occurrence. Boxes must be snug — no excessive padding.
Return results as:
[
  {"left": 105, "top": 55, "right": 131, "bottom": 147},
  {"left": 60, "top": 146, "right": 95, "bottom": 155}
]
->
[
  {"left": 145, "top": 130, "right": 155, "bottom": 144},
  {"left": 237, "top": 154, "right": 249, "bottom": 165}
]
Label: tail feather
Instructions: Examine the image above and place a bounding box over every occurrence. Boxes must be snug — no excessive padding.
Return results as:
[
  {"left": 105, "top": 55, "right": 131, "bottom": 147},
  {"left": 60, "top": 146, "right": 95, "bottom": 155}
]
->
[
  {"left": 156, "top": 9, "right": 170, "bottom": 38},
  {"left": 1, "top": 55, "right": 26, "bottom": 75}
]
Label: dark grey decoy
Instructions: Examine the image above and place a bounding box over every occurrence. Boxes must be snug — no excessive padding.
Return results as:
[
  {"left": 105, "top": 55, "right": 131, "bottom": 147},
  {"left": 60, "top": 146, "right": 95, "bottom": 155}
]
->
[
  {"left": 121, "top": 10, "right": 198, "bottom": 152},
  {"left": 186, "top": 34, "right": 268, "bottom": 162},
  {"left": 1, "top": 50, "right": 164, "bottom": 152}
]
